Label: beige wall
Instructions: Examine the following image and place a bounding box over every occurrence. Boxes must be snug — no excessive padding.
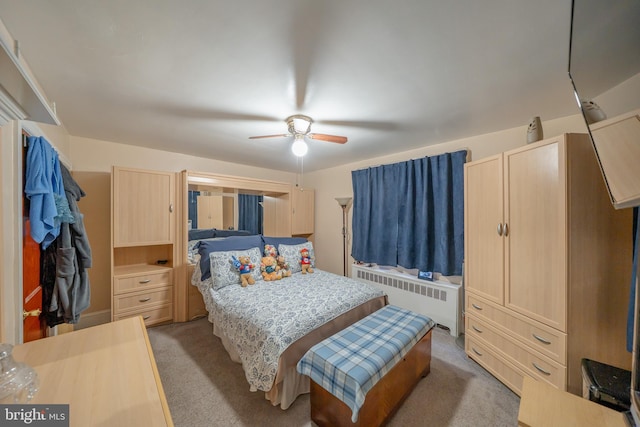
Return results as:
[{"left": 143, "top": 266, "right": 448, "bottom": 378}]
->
[
  {"left": 69, "top": 136, "right": 297, "bottom": 182},
  {"left": 73, "top": 172, "right": 111, "bottom": 315},
  {"left": 305, "top": 114, "right": 591, "bottom": 276}
]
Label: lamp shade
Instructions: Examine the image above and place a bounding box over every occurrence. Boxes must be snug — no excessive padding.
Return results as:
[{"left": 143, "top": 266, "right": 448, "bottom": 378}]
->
[{"left": 335, "top": 197, "right": 352, "bottom": 207}]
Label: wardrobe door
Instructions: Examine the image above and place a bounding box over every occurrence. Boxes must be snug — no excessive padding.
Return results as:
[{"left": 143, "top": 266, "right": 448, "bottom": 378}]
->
[
  {"left": 464, "top": 154, "right": 505, "bottom": 305},
  {"left": 504, "top": 140, "right": 566, "bottom": 331}
]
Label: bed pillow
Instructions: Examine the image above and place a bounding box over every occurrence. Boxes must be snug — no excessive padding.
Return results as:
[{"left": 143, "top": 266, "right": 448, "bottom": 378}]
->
[
  {"left": 209, "top": 246, "right": 262, "bottom": 290},
  {"left": 188, "top": 228, "right": 217, "bottom": 241},
  {"left": 214, "top": 229, "right": 253, "bottom": 237},
  {"left": 263, "top": 236, "right": 308, "bottom": 253},
  {"left": 198, "top": 234, "right": 264, "bottom": 280},
  {"left": 278, "top": 241, "right": 315, "bottom": 274}
]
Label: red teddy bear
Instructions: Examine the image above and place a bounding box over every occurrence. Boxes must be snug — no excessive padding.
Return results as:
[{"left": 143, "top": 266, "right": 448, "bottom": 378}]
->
[{"left": 300, "top": 248, "right": 314, "bottom": 274}]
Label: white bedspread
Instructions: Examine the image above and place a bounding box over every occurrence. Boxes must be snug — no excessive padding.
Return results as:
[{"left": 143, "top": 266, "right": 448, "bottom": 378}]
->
[{"left": 194, "top": 268, "right": 385, "bottom": 392}]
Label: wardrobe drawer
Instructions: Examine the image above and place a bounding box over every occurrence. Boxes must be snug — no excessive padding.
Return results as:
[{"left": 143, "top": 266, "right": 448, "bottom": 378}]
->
[
  {"left": 114, "top": 286, "right": 173, "bottom": 313},
  {"left": 466, "top": 315, "right": 566, "bottom": 390},
  {"left": 467, "top": 293, "right": 566, "bottom": 364},
  {"left": 466, "top": 334, "right": 528, "bottom": 396},
  {"left": 113, "top": 304, "right": 173, "bottom": 327},
  {"left": 114, "top": 270, "right": 173, "bottom": 294}
]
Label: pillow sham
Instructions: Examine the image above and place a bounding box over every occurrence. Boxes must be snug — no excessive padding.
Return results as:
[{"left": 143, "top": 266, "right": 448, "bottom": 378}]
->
[
  {"left": 198, "top": 234, "right": 264, "bottom": 279},
  {"left": 209, "top": 246, "right": 262, "bottom": 291},
  {"left": 278, "top": 241, "right": 315, "bottom": 274}
]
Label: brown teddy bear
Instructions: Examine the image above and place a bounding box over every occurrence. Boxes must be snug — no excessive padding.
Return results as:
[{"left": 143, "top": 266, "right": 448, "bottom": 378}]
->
[
  {"left": 300, "top": 248, "right": 314, "bottom": 274},
  {"left": 232, "top": 255, "right": 255, "bottom": 287},
  {"left": 276, "top": 255, "right": 291, "bottom": 278},
  {"left": 261, "top": 256, "right": 281, "bottom": 281}
]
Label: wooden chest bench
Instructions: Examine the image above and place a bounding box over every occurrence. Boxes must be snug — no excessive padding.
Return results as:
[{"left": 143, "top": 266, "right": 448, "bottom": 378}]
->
[{"left": 297, "top": 305, "right": 435, "bottom": 427}]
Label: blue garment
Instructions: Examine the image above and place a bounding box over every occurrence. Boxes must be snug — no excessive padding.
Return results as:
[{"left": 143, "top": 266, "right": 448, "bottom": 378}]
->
[{"left": 24, "top": 136, "right": 65, "bottom": 249}]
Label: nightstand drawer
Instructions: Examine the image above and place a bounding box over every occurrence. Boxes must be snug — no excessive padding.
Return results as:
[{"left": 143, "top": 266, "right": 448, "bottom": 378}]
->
[
  {"left": 113, "top": 304, "right": 173, "bottom": 327},
  {"left": 467, "top": 293, "right": 566, "bottom": 364},
  {"left": 114, "top": 270, "right": 172, "bottom": 294},
  {"left": 114, "top": 287, "right": 173, "bottom": 313}
]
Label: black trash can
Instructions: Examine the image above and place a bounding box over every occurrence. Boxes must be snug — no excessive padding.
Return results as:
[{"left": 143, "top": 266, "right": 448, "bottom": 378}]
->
[{"left": 581, "top": 358, "right": 631, "bottom": 412}]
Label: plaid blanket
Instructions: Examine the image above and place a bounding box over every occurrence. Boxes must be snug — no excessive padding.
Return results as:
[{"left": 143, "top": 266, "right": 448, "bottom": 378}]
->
[{"left": 297, "top": 305, "right": 435, "bottom": 422}]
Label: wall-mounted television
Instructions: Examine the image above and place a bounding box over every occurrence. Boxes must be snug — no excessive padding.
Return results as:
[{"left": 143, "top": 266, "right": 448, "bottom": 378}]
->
[{"left": 568, "top": 0, "right": 640, "bottom": 424}]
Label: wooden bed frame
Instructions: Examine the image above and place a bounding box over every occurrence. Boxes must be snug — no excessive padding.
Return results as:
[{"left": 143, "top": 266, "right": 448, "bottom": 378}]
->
[{"left": 309, "top": 328, "right": 433, "bottom": 427}]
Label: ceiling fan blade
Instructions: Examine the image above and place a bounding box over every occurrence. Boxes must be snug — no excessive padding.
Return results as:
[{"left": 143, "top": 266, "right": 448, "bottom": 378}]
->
[
  {"left": 308, "top": 133, "right": 348, "bottom": 144},
  {"left": 248, "top": 134, "right": 291, "bottom": 140}
]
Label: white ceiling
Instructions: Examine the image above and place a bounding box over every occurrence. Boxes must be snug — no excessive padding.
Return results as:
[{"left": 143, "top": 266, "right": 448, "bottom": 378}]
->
[{"left": 0, "top": 0, "right": 607, "bottom": 172}]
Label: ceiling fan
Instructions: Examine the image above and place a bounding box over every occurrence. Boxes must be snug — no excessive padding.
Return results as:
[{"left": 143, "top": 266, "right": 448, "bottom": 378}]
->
[{"left": 249, "top": 114, "right": 348, "bottom": 156}]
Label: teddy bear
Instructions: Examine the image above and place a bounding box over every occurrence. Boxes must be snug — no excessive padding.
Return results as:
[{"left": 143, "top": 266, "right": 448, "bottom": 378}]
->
[
  {"left": 264, "top": 244, "right": 278, "bottom": 258},
  {"left": 276, "top": 255, "right": 291, "bottom": 278},
  {"left": 300, "top": 248, "right": 314, "bottom": 274},
  {"left": 261, "top": 256, "right": 281, "bottom": 281},
  {"left": 231, "top": 255, "right": 255, "bottom": 287}
]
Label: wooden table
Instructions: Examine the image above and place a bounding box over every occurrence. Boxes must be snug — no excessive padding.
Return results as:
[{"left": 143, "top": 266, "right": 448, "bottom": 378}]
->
[
  {"left": 518, "top": 376, "right": 626, "bottom": 427},
  {"left": 11, "top": 316, "right": 173, "bottom": 426}
]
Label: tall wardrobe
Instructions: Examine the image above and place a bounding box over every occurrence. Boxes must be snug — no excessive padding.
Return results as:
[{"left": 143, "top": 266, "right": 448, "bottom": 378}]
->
[{"left": 464, "top": 133, "right": 633, "bottom": 396}]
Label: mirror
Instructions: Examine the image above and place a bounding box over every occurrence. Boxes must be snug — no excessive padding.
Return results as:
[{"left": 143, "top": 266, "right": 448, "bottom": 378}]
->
[
  {"left": 188, "top": 187, "right": 237, "bottom": 231},
  {"left": 187, "top": 185, "right": 265, "bottom": 236},
  {"left": 568, "top": 0, "right": 640, "bottom": 209},
  {"left": 183, "top": 170, "right": 293, "bottom": 255}
]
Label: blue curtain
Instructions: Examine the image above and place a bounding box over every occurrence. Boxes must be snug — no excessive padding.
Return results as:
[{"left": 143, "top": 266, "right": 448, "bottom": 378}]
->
[
  {"left": 351, "top": 150, "right": 466, "bottom": 276},
  {"left": 238, "top": 194, "right": 263, "bottom": 235}
]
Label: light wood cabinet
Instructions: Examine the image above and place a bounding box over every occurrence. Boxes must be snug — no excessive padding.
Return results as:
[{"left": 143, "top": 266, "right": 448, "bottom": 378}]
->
[
  {"left": 112, "top": 167, "right": 177, "bottom": 326},
  {"left": 291, "top": 187, "right": 314, "bottom": 236},
  {"left": 113, "top": 167, "right": 175, "bottom": 247},
  {"left": 196, "top": 194, "right": 224, "bottom": 229},
  {"left": 11, "top": 316, "right": 173, "bottom": 426},
  {"left": 464, "top": 133, "right": 633, "bottom": 396}
]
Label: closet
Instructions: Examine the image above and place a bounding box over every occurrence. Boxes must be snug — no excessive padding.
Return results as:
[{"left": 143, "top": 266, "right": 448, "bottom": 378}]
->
[
  {"left": 464, "top": 133, "right": 633, "bottom": 396},
  {"left": 111, "top": 167, "right": 177, "bottom": 326}
]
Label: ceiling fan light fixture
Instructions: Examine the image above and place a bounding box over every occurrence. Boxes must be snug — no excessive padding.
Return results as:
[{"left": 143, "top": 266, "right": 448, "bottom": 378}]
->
[
  {"left": 291, "top": 134, "right": 308, "bottom": 157},
  {"left": 288, "top": 114, "right": 313, "bottom": 134}
]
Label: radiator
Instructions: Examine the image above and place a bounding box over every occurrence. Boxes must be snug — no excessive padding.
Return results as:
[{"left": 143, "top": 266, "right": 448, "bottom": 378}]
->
[{"left": 351, "top": 264, "right": 463, "bottom": 337}]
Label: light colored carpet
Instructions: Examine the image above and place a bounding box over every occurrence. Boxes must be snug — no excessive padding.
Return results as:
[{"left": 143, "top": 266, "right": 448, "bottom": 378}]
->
[{"left": 148, "top": 318, "right": 520, "bottom": 426}]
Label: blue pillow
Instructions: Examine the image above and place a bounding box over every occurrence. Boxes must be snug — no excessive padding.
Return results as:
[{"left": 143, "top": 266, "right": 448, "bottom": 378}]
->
[
  {"left": 214, "top": 229, "right": 252, "bottom": 237},
  {"left": 198, "top": 235, "right": 264, "bottom": 280},
  {"left": 189, "top": 228, "right": 217, "bottom": 241},
  {"left": 262, "top": 236, "right": 307, "bottom": 252}
]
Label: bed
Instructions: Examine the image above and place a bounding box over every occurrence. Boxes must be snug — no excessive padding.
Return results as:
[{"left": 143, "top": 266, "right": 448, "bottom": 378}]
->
[{"left": 191, "top": 235, "right": 387, "bottom": 409}]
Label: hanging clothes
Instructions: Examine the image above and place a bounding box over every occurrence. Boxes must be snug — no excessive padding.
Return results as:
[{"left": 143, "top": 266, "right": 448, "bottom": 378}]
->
[
  {"left": 45, "top": 164, "right": 92, "bottom": 325},
  {"left": 24, "top": 136, "right": 72, "bottom": 249}
]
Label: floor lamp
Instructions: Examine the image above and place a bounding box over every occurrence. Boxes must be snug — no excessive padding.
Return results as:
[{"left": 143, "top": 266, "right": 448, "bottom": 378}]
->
[{"left": 335, "top": 197, "right": 352, "bottom": 277}]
